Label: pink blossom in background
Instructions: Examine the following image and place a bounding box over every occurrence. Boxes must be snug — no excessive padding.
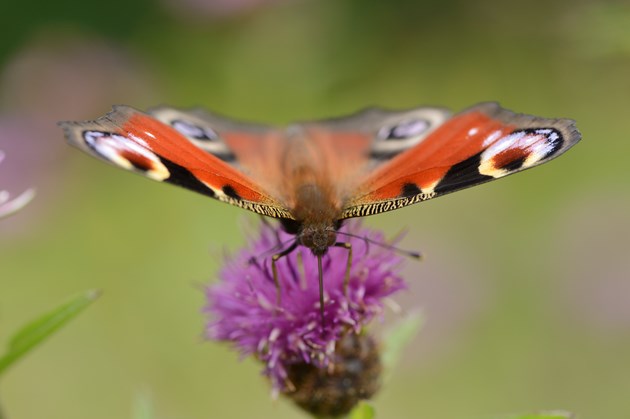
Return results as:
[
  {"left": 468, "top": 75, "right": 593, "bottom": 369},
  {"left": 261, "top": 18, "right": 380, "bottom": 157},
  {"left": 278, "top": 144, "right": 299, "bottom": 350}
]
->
[
  {"left": 0, "top": 116, "right": 54, "bottom": 232},
  {"left": 0, "top": 33, "right": 155, "bottom": 234},
  {"left": 0, "top": 150, "right": 35, "bottom": 219}
]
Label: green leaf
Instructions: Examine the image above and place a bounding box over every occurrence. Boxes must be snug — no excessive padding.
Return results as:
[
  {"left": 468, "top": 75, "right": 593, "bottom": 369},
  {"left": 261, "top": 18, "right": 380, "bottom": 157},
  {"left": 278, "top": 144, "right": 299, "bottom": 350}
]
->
[
  {"left": 0, "top": 289, "right": 101, "bottom": 376},
  {"left": 348, "top": 401, "right": 374, "bottom": 419},
  {"left": 381, "top": 311, "right": 424, "bottom": 374},
  {"left": 504, "top": 411, "right": 573, "bottom": 419}
]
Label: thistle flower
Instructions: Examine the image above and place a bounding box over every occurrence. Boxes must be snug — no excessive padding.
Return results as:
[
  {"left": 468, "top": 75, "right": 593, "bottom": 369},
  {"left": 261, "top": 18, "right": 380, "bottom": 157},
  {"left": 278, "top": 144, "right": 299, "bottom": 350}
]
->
[
  {"left": 204, "top": 220, "right": 407, "bottom": 415},
  {"left": 0, "top": 150, "right": 35, "bottom": 219}
]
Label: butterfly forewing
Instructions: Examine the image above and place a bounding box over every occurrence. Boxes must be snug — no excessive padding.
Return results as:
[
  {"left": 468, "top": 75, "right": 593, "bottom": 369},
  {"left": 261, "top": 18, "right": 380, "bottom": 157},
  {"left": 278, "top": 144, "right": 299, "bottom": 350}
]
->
[{"left": 60, "top": 106, "right": 294, "bottom": 219}]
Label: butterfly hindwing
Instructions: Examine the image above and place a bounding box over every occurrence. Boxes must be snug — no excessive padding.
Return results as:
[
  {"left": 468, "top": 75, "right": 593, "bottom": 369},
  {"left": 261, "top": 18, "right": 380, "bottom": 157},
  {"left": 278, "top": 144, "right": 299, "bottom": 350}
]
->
[
  {"left": 341, "top": 102, "right": 581, "bottom": 218},
  {"left": 60, "top": 106, "right": 294, "bottom": 219}
]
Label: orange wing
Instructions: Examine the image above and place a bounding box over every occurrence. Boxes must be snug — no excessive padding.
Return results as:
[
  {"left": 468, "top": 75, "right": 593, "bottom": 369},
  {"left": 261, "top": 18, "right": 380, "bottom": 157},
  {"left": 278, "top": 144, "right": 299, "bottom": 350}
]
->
[
  {"left": 340, "top": 103, "right": 581, "bottom": 218},
  {"left": 60, "top": 106, "right": 294, "bottom": 219}
]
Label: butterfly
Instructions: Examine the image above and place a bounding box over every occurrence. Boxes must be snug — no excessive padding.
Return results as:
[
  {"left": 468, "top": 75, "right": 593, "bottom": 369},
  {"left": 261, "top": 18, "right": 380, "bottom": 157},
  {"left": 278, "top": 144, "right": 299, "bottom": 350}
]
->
[{"left": 60, "top": 102, "right": 581, "bottom": 319}]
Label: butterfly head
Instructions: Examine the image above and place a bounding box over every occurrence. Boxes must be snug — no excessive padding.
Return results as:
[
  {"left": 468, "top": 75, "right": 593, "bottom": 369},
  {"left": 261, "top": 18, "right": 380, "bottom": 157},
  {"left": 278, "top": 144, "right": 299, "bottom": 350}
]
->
[{"left": 298, "top": 224, "right": 337, "bottom": 256}]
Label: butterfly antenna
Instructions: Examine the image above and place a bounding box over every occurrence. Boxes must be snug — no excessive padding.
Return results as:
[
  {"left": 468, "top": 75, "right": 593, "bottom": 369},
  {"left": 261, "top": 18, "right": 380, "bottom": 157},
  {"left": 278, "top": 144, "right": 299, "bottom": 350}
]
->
[
  {"left": 317, "top": 254, "right": 325, "bottom": 329},
  {"left": 335, "top": 231, "right": 422, "bottom": 260}
]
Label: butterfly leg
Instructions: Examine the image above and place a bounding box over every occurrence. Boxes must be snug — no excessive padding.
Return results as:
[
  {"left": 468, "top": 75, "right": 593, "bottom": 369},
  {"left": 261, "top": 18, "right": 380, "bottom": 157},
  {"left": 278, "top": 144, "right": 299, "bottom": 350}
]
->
[
  {"left": 334, "top": 242, "right": 353, "bottom": 296},
  {"left": 271, "top": 241, "right": 299, "bottom": 305}
]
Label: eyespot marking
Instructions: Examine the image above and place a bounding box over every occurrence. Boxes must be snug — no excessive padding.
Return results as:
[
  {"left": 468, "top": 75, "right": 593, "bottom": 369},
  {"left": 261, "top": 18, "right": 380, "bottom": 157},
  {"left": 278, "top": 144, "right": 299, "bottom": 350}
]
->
[
  {"left": 493, "top": 148, "right": 528, "bottom": 171},
  {"left": 479, "top": 127, "right": 564, "bottom": 178},
  {"left": 82, "top": 130, "right": 169, "bottom": 181},
  {"left": 171, "top": 120, "right": 219, "bottom": 141},
  {"left": 120, "top": 150, "right": 155, "bottom": 172},
  {"left": 378, "top": 119, "right": 429, "bottom": 141}
]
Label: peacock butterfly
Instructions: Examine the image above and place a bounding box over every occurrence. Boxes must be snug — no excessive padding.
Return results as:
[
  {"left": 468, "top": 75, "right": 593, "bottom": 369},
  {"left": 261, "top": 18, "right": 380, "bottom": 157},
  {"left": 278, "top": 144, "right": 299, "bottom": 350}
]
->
[{"left": 60, "top": 102, "right": 581, "bottom": 318}]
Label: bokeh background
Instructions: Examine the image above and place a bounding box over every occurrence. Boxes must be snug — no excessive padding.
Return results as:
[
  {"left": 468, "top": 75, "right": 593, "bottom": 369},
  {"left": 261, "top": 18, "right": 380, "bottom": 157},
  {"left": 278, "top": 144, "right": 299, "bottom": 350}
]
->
[{"left": 1, "top": 0, "right": 629, "bottom": 418}]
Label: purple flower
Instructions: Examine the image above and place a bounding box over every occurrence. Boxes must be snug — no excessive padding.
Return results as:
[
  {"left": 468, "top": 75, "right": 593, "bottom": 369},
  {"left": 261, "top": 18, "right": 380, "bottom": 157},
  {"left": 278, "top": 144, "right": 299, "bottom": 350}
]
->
[
  {"left": 204, "top": 220, "right": 407, "bottom": 403},
  {"left": 0, "top": 150, "right": 35, "bottom": 219}
]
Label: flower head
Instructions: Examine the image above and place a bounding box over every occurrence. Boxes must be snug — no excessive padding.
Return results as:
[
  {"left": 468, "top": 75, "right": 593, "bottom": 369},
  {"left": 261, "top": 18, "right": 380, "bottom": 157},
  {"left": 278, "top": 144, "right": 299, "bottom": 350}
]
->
[{"left": 204, "top": 220, "right": 407, "bottom": 397}]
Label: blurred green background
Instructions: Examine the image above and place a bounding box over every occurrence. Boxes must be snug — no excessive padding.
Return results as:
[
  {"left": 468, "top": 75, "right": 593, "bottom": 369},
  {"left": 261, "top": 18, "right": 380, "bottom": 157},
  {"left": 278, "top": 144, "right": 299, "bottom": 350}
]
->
[{"left": 1, "top": 0, "right": 629, "bottom": 418}]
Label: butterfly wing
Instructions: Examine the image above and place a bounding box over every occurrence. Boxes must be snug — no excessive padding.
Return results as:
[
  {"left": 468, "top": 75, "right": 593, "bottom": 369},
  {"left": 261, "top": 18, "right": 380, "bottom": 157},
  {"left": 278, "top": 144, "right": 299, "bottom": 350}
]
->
[
  {"left": 340, "top": 102, "right": 581, "bottom": 218},
  {"left": 60, "top": 105, "right": 294, "bottom": 219}
]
